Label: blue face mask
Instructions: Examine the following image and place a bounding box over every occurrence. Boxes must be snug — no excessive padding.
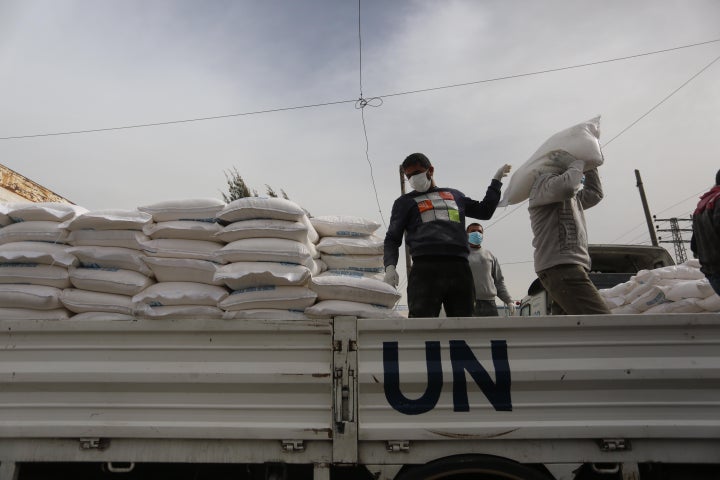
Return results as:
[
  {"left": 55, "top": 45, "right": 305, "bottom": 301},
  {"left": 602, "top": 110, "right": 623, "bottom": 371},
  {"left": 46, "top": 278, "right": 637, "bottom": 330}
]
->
[{"left": 468, "top": 231, "right": 483, "bottom": 246}]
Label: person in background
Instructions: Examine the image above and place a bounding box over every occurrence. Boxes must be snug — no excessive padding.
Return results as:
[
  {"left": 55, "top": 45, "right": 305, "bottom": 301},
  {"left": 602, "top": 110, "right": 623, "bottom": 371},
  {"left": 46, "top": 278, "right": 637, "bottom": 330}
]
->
[
  {"left": 690, "top": 169, "right": 720, "bottom": 296},
  {"left": 528, "top": 150, "right": 610, "bottom": 315},
  {"left": 383, "top": 152, "right": 511, "bottom": 317},
  {"left": 466, "top": 222, "right": 514, "bottom": 316}
]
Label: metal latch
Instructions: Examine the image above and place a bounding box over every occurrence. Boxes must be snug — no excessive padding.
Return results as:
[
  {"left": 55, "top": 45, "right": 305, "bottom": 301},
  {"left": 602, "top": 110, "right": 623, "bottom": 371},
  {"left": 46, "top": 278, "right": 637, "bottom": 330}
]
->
[
  {"left": 79, "top": 438, "right": 109, "bottom": 450},
  {"left": 386, "top": 440, "right": 410, "bottom": 453},
  {"left": 599, "top": 438, "right": 630, "bottom": 452},
  {"left": 334, "top": 367, "right": 355, "bottom": 424},
  {"left": 281, "top": 439, "right": 305, "bottom": 452}
]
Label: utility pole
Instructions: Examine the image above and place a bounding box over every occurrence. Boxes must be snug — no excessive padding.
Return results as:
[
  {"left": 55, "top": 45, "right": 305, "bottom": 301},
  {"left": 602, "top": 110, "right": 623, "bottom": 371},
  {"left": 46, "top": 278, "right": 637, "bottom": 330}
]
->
[
  {"left": 634, "top": 170, "right": 659, "bottom": 247},
  {"left": 654, "top": 216, "right": 692, "bottom": 264}
]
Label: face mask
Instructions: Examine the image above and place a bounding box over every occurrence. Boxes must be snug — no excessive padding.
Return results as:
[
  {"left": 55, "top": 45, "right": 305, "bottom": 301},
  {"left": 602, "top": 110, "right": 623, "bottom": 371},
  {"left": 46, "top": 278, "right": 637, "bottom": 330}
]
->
[
  {"left": 408, "top": 172, "right": 431, "bottom": 192},
  {"left": 468, "top": 231, "right": 483, "bottom": 246}
]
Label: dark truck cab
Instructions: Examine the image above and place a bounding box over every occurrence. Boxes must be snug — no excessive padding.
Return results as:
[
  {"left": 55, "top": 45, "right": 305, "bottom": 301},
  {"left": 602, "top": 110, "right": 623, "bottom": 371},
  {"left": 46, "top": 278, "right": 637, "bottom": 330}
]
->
[{"left": 519, "top": 244, "right": 676, "bottom": 316}]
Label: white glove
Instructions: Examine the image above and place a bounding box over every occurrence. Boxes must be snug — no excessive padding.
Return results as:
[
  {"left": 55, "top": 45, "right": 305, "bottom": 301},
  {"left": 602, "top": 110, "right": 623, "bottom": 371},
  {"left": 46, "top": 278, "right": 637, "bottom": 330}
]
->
[
  {"left": 505, "top": 302, "right": 516, "bottom": 316},
  {"left": 493, "top": 164, "right": 512, "bottom": 181},
  {"left": 383, "top": 265, "right": 399, "bottom": 288}
]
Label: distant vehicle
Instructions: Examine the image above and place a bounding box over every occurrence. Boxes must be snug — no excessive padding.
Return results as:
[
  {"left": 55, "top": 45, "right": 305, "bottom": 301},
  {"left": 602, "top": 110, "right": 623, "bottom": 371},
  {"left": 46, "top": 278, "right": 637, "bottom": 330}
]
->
[{"left": 518, "top": 244, "right": 675, "bottom": 316}]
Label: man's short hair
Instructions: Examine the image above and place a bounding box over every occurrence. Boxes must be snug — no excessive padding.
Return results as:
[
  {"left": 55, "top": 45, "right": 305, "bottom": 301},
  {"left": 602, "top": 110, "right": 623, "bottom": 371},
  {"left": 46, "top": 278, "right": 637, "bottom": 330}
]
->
[
  {"left": 466, "top": 222, "right": 483, "bottom": 232},
  {"left": 716, "top": 169, "right": 720, "bottom": 186},
  {"left": 402, "top": 153, "right": 432, "bottom": 170}
]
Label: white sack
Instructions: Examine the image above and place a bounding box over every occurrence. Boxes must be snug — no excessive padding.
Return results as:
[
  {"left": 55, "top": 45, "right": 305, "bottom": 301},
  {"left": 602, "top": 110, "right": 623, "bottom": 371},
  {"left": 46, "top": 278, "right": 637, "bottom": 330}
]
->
[
  {"left": 628, "top": 286, "right": 667, "bottom": 312},
  {"left": 219, "top": 285, "right": 317, "bottom": 311},
  {"left": 68, "top": 245, "right": 153, "bottom": 276},
  {"left": 217, "top": 197, "right": 306, "bottom": 223},
  {"left": 69, "top": 266, "right": 154, "bottom": 296},
  {"left": 662, "top": 279, "right": 715, "bottom": 301},
  {"left": 304, "top": 300, "right": 403, "bottom": 319},
  {"left": 142, "top": 220, "right": 223, "bottom": 241},
  {"left": 214, "top": 219, "right": 309, "bottom": 243},
  {"left": 0, "top": 221, "right": 68, "bottom": 244},
  {"left": 67, "top": 230, "right": 150, "bottom": 250},
  {"left": 696, "top": 294, "right": 720, "bottom": 312},
  {"left": 222, "top": 308, "right": 310, "bottom": 320},
  {"left": 301, "top": 215, "right": 319, "bottom": 244},
  {"left": 320, "top": 254, "right": 384, "bottom": 272},
  {"left": 0, "top": 264, "right": 70, "bottom": 288},
  {"left": 142, "top": 257, "right": 221, "bottom": 285},
  {"left": 216, "top": 238, "right": 314, "bottom": 267},
  {"left": 141, "top": 239, "right": 225, "bottom": 262},
  {"left": 0, "top": 241, "right": 78, "bottom": 267},
  {"left": 214, "top": 262, "right": 311, "bottom": 290},
  {"left": 310, "top": 215, "right": 380, "bottom": 237},
  {"left": 133, "top": 282, "right": 228, "bottom": 306},
  {"left": 70, "top": 312, "right": 135, "bottom": 321},
  {"left": 134, "top": 305, "right": 224, "bottom": 319},
  {"left": 610, "top": 304, "right": 641, "bottom": 315},
  {"left": 7, "top": 202, "right": 87, "bottom": 222},
  {"left": 61, "top": 209, "right": 152, "bottom": 231},
  {"left": 643, "top": 298, "right": 704, "bottom": 314},
  {"left": 499, "top": 117, "right": 604, "bottom": 207},
  {"left": 309, "top": 272, "right": 401, "bottom": 308},
  {"left": 316, "top": 235, "right": 384, "bottom": 255},
  {"left": 0, "top": 284, "right": 63, "bottom": 309},
  {"left": 61, "top": 289, "right": 134, "bottom": 315},
  {"left": 0, "top": 307, "right": 70, "bottom": 320},
  {"left": 137, "top": 198, "right": 225, "bottom": 222}
]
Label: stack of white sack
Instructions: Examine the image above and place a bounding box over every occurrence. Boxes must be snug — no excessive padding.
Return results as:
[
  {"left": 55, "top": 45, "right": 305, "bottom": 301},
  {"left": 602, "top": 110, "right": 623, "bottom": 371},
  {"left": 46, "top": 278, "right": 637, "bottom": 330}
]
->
[
  {"left": 133, "top": 199, "right": 228, "bottom": 319},
  {"left": 305, "top": 215, "right": 402, "bottom": 319},
  {"left": 0, "top": 202, "right": 84, "bottom": 320},
  {"left": 212, "top": 197, "right": 320, "bottom": 320},
  {"left": 499, "top": 116, "right": 604, "bottom": 207},
  {"left": 60, "top": 209, "right": 156, "bottom": 320},
  {"left": 600, "top": 259, "right": 720, "bottom": 314}
]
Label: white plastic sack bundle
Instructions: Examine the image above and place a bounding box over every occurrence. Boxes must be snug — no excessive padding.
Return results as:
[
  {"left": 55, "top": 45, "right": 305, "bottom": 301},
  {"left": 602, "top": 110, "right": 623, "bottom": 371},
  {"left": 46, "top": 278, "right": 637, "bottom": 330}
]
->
[
  {"left": 0, "top": 204, "right": 11, "bottom": 226},
  {"left": 610, "top": 304, "right": 641, "bottom": 315},
  {"left": 628, "top": 285, "right": 667, "bottom": 312},
  {"left": 602, "top": 296, "right": 626, "bottom": 310},
  {"left": 216, "top": 238, "right": 314, "bottom": 267},
  {"left": 142, "top": 220, "right": 223, "bottom": 241},
  {"left": 499, "top": 117, "right": 604, "bottom": 207},
  {"left": 214, "top": 262, "right": 311, "bottom": 290},
  {"left": 142, "top": 257, "right": 221, "bottom": 285},
  {"left": 67, "top": 230, "right": 150, "bottom": 250},
  {"left": 141, "top": 239, "right": 225, "bottom": 262},
  {"left": 137, "top": 198, "right": 225, "bottom": 222},
  {"left": 0, "top": 264, "right": 70, "bottom": 288},
  {"left": 316, "top": 235, "right": 384, "bottom": 255},
  {"left": 61, "top": 289, "right": 134, "bottom": 315},
  {"left": 325, "top": 268, "right": 384, "bottom": 281},
  {"left": 0, "top": 307, "right": 70, "bottom": 320},
  {"left": 68, "top": 245, "right": 153, "bottom": 276},
  {"left": 135, "top": 304, "right": 224, "bottom": 319},
  {"left": 214, "top": 219, "right": 309, "bottom": 243},
  {"left": 320, "top": 254, "right": 384, "bottom": 272},
  {"left": 61, "top": 209, "right": 152, "bottom": 231},
  {"left": 222, "top": 308, "right": 310, "bottom": 320},
  {"left": 309, "top": 272, "right": 401, "bottom": 308},
  {"left": 304, "top": 300, "right": 403, "bottom": 319},
  {"left": 310, "top": 215, "right": 380, "bottom": 237},
  {"left": 219, "top": 285, "right": 317, "bottom": 311},
  {"left": 599, "top": 280, "right": 635, "bottom": 299},
  {"left": 69, "top": 266, "right": 155, "bottom": 296},
  {"left": 132, "top": 282, "right": 228, "bottom": 306},
  {"left": 7, "top": 202, "right": 87, "bottom": 222},
  {"left": 643, "top": 298, "right": 705, "bottom": 314},
  {"left": 697, "top": 294, "right": 720, "bottom": 312},
  {"left": 663, "top": 278, "right": 715, "bottom": 302},
  {"left": 0, "top": 284, "right": 63, "bottom": 309},
  {"left": 0, "top": 241, "right": 78, "bottom": 267},
  {"left": 70, "top": 312, "right": 135, "bottom": 321},
  {"left": 301, "top": 215, "right": 319, "bottom": 244},
  {"left": 0, "top": 221, "right": 68, "bottom": 244},
  {"left": 640, "top": 264, "right": 705, "bottom": 281},
  {"left": 217, "top": 197, "right": 306, "bottom": 223}
]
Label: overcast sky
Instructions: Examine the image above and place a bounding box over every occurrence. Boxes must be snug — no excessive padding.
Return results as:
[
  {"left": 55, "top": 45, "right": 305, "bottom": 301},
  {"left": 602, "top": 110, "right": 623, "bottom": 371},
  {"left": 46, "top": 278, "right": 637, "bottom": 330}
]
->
[{"left": 1, "top": 0, "right": 719, "bottom": 301}]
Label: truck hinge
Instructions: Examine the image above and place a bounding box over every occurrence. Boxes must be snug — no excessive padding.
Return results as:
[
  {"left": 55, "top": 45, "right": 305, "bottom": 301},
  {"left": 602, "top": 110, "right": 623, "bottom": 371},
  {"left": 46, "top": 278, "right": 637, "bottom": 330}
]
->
[
  {"left": 79, "top": 437, "right": 109, "bottom": 450},
  {"left": 281, "top": 439, "right": 305, "bottom": 453},
  {"left": 599, "top": 438, "right": 630, "bottom": 452},
  {"left": 334, "top": 367, "right": 355, "bottom": 424},
  {"left": 386, "top": 440, "right": 410, "bottom": 453}
]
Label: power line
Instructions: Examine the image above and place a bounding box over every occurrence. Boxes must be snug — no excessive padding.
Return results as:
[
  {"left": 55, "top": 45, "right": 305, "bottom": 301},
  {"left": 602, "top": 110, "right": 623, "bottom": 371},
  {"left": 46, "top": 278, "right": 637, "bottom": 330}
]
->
[{"left": 2, "top": 38, "right": 718, "bottom": 141}]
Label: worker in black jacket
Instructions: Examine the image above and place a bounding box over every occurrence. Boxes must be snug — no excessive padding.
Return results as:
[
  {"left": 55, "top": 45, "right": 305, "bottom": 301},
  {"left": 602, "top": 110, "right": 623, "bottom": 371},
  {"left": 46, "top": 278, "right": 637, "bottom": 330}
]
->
[{"left": 691, "top": 169, "right": 720, "bottom": 296}]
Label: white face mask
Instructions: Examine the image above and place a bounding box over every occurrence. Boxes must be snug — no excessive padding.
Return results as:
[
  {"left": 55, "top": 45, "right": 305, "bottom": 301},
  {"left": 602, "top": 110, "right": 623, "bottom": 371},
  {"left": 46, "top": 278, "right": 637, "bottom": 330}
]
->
[{"left": 408, "top": 172, "right": 431, "bottom": 192}]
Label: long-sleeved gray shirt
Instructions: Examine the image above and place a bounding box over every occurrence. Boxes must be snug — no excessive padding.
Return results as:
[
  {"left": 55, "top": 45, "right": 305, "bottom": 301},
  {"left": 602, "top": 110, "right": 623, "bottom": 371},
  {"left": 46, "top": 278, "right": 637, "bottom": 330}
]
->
[
  {"left": 528, "top": 160, "right": 603, "bottom": 273},
  {"left": 467, "top": 247, "right": 512, "bottom": 303}
]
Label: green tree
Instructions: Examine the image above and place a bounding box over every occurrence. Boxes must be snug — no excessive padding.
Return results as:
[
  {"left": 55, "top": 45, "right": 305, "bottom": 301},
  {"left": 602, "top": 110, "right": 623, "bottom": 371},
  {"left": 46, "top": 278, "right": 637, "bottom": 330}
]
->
[{"left": 221, "top": 167, "right": 254, "bottom": 202}]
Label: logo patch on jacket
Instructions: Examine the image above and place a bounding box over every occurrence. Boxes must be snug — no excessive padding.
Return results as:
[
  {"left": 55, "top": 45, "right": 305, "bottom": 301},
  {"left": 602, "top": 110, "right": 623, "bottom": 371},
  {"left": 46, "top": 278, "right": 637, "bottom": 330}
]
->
[{"left": 414, "top": 191, "right": 460, "bottom": 223}]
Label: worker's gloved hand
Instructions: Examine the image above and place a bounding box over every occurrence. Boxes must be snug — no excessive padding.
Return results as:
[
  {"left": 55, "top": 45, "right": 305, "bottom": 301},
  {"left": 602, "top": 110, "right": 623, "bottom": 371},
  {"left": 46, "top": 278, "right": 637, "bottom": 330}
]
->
[
  {"left": 383, "top": 265, "right": 399, "bottom": 288},
  {"left": 493, "top": 164, "right": 512, "bottom": 181},
  {"left": 506, "top": 302, "right": 516, "bottom": 316}
]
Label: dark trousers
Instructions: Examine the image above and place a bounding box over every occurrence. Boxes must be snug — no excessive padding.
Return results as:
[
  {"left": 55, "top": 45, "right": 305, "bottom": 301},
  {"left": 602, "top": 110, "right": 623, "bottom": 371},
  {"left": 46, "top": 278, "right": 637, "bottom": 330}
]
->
[
  {"left": 707, "top": 273, "right": 720, "bottom": 297},
  {"left": 407, "top": 256, "right": 474, "bottom": 318},
  {"left": 537, "top": 264, "right": 611, "bottom": 315},
  {"left": 473, "top": 300, "right": 499, "bottom": 317}
]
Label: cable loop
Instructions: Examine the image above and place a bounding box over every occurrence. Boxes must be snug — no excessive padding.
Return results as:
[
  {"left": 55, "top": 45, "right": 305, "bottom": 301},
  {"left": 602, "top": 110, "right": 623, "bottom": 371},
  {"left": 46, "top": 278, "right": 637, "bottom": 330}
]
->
[{"left": 355, "top": 96, "right": 383, "bottom": 109}]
